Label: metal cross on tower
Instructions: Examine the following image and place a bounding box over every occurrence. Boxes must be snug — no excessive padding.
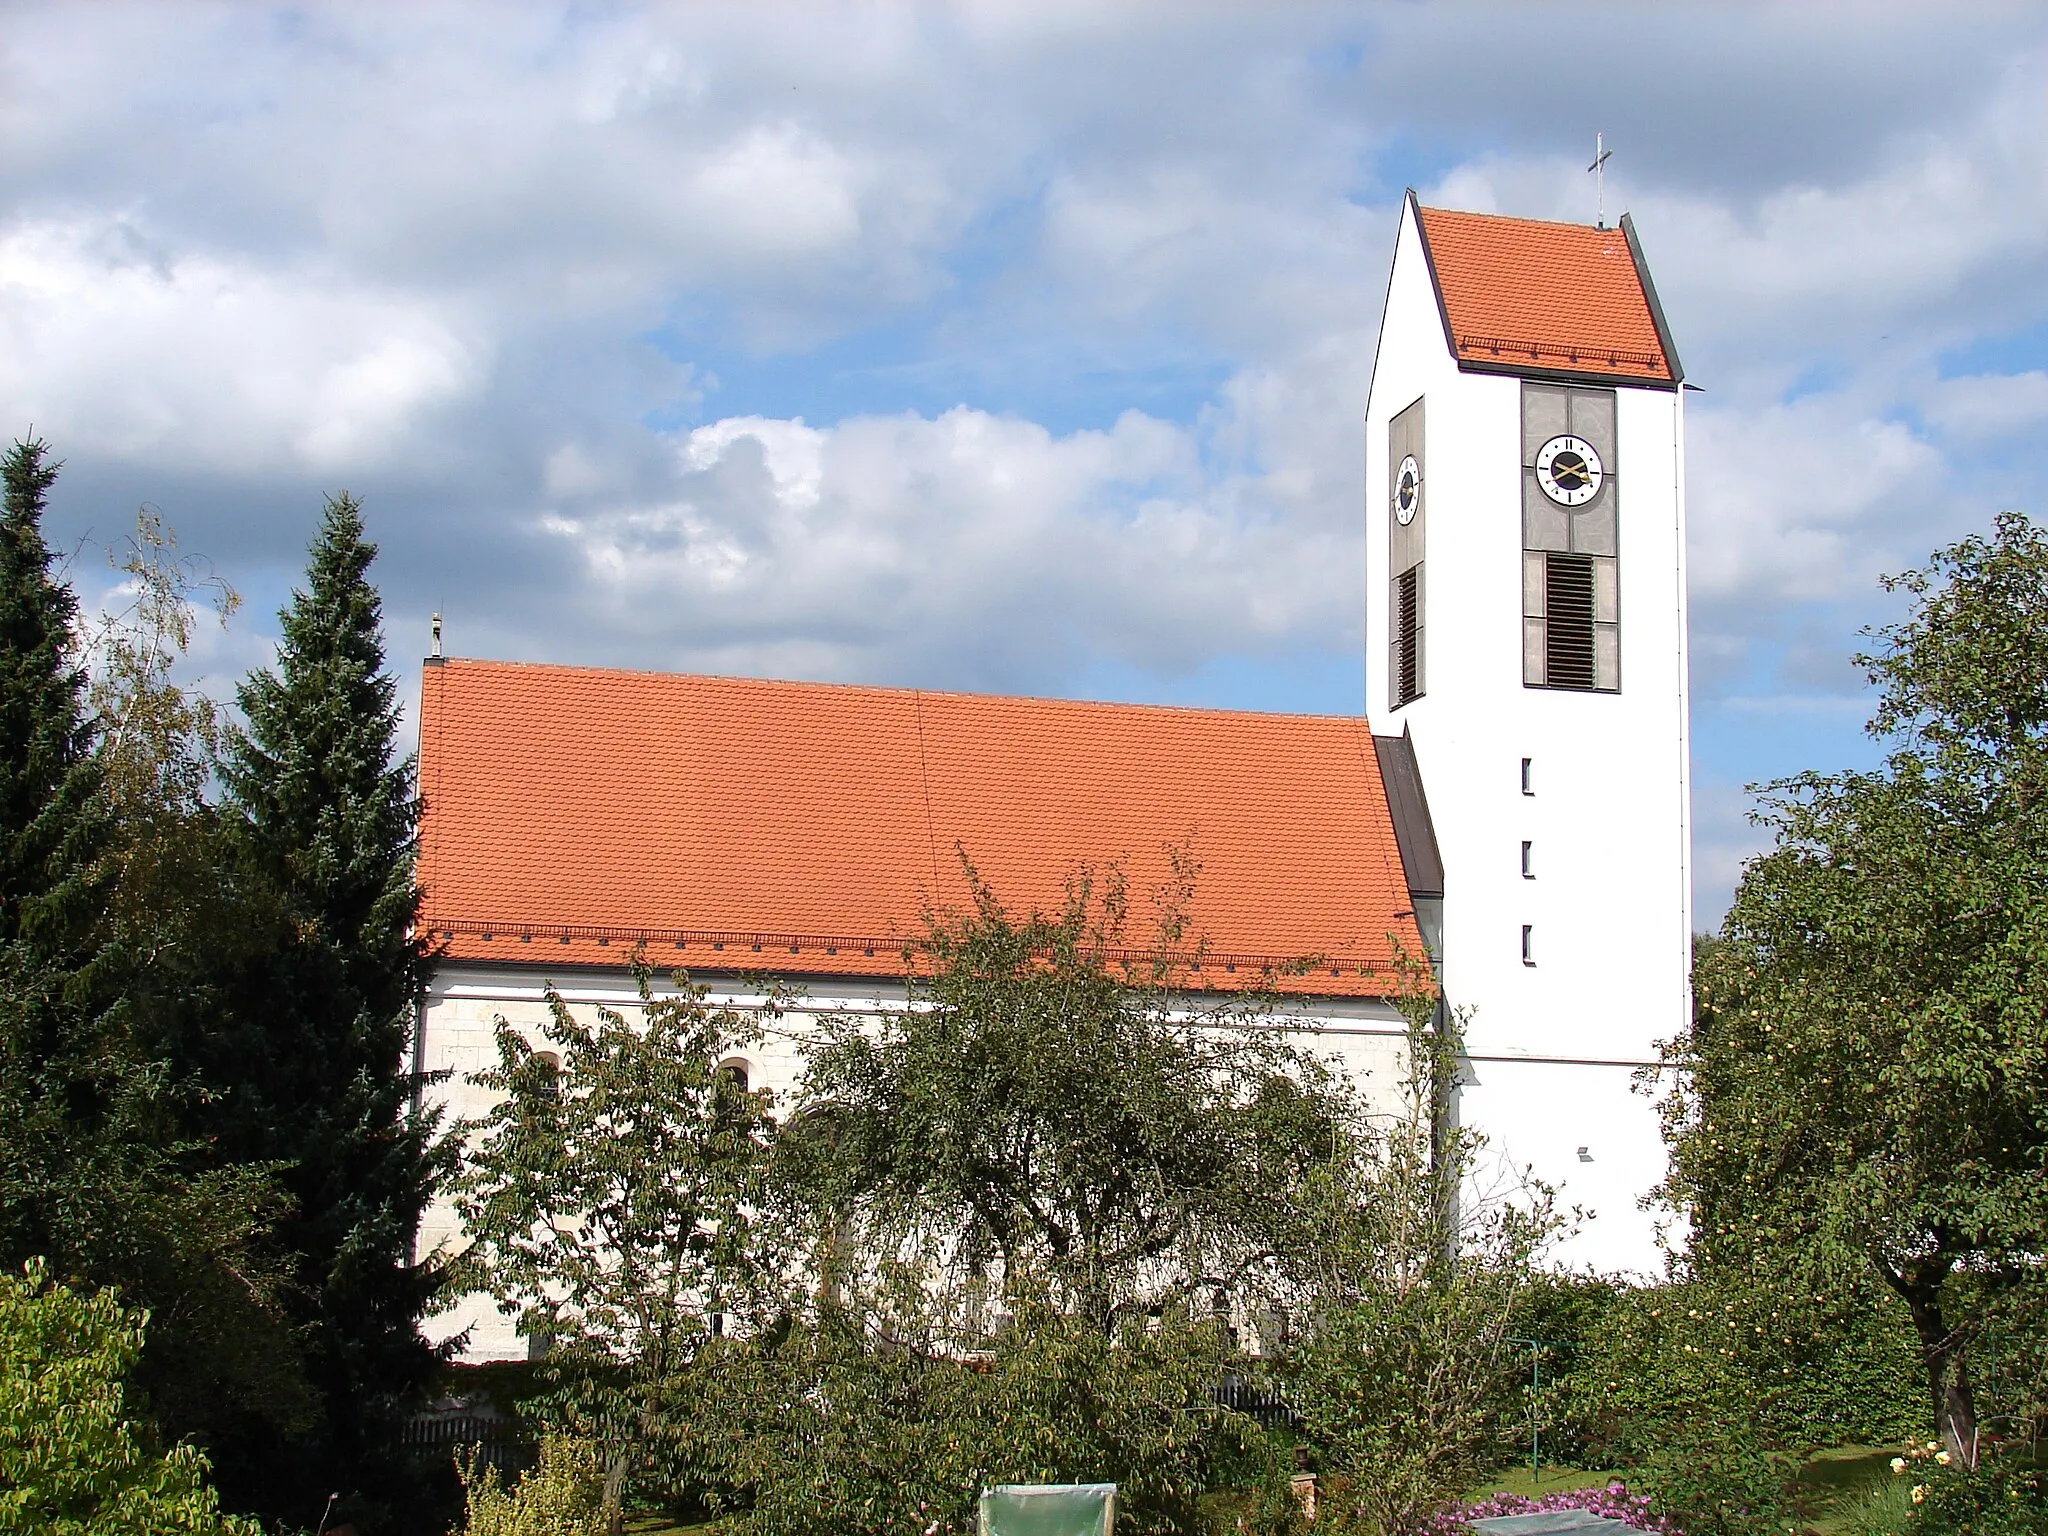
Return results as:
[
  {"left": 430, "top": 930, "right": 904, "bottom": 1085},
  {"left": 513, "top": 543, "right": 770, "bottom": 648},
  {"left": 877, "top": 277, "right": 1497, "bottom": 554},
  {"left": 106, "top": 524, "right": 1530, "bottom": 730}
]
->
[{"left": 1588, "top": 131, "right": 1612, "bottom": 228}]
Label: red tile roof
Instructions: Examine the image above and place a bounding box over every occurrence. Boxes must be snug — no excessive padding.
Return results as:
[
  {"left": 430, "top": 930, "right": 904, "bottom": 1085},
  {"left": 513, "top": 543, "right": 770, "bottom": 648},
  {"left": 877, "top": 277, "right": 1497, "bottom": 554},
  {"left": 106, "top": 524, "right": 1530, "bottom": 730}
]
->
[
  {"left": 416, "top": 660, "right": 1426, "bottom": 997},
  {"left": 1417, "top": 203, "right": 1677, "bottom": 384}
]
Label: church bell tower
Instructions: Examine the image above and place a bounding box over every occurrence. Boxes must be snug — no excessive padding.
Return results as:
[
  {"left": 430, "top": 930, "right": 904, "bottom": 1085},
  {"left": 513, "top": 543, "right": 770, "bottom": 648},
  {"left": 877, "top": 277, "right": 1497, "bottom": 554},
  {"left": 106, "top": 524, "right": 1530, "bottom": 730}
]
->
[{"left": 1364, "top": 191, "right": 1692, "bottom": 1273}]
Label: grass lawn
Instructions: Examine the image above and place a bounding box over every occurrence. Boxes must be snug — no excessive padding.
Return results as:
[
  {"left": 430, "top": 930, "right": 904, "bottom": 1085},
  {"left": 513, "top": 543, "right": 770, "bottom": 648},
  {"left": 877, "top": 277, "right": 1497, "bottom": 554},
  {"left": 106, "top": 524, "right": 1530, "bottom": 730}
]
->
[
  {"left": 547, "top": 1444, "right": 1942, "bottom": 1535},
  {"left": 1795, "top": 1446, "right": 1925, "bottom": 1535},
  {"left": 1454, "top": 1446, "right": 1908, "bottom": 1534}
]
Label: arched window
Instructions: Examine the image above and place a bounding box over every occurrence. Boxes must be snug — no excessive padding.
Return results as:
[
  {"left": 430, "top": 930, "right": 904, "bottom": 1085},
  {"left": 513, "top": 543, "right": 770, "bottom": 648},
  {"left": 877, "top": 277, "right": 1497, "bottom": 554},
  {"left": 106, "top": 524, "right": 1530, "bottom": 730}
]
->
[
  {"left": 716, "top": 1058, "right": 751, "bottom": 1095},
  {"left": 525, "top": 1050, "right": 562, "bottom": 1103}
]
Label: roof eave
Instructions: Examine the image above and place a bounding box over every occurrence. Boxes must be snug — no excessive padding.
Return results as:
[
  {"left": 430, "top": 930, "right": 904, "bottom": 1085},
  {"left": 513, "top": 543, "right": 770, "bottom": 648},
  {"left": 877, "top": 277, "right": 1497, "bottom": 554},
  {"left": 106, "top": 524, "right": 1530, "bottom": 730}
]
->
[
  {"left": 428, "top": 949, "right": 1413, "bottom": 1003},
  {"left": 1452, "top": 355, "right": 1680, "bottom": 393}
]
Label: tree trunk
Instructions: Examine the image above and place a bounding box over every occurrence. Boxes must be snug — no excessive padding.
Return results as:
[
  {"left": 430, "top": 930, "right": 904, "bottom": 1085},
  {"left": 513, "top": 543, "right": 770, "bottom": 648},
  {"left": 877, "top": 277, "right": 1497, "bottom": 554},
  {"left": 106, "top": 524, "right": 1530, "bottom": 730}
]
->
[
  {"left": 601, "top": 1450, "right": 629, "bottom": 1536},
  {"left": 1877, "top": 1254, "right": 1978, "bottom": 1466}
]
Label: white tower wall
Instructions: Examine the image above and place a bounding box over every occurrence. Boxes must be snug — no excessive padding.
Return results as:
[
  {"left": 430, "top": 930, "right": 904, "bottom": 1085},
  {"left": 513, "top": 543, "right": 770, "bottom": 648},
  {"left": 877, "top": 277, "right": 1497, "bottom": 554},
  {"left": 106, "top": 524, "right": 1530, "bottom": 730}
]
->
[{"left": 1364, "top": 199, "right": 1692, "bottom": 1275}]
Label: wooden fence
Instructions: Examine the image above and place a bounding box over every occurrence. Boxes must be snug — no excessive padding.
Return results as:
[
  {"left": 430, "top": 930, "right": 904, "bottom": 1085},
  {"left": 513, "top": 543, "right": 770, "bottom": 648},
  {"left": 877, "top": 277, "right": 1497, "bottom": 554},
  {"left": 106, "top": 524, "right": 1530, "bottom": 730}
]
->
[{"left": 401, "top": 1411, "right": 534, "bottom": 1477}]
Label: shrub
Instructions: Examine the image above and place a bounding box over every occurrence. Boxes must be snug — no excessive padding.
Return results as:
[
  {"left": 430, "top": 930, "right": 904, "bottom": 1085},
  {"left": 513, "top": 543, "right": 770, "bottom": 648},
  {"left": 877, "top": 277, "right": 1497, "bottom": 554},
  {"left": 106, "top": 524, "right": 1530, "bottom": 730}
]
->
[
  {"left": 1880, "top": 1442, "right": 2048, "bottom": 1536},
  {"left": 1286, "top": 1270, "right": 1530, "bottom": 1533},
  {"left": 674, "top": 1301, "right": 1288, "bottom": 1536},
  {"left": 456, "top": 1435, "right": 608, "bottom": 1536},
  {"left": 0, "top": 1258, "right": 255, "bottom": 1536},
  {"left": 1558, "top": 1278, "right": 1855, "bottom": 1536}
]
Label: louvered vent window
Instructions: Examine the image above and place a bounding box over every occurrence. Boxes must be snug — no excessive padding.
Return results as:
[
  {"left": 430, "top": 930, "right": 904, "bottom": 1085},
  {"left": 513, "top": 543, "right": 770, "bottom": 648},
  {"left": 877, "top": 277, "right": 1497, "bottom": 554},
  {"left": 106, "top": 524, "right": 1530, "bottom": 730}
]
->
[
  {"left": 1543, "top": 554, "right": 1597, "bottom": 690},
  {"left": 1395, "top": 565, "right": 1421, "bottom": 707}
]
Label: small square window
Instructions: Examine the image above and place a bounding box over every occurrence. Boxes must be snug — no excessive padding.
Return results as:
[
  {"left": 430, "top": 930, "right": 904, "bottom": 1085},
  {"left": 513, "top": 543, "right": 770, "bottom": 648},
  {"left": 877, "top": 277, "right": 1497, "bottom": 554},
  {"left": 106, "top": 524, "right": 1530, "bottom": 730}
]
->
[
  {"left": 1521, "top": 841, "right": 1533, "bottom": 878},
  {"left": 1521, "top": 925, "right": 1535, "bottom": 966},
  {"left": 1520, "top": 757, "right": 1534, "bottom": 795}
]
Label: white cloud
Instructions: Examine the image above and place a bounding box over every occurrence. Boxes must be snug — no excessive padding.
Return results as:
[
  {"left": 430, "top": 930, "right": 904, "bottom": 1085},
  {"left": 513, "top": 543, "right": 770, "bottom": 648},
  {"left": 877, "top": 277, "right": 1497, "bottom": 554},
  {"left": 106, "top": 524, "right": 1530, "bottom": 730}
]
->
[
  {"left": 530, "top": 401, "right": 1352, "bottom": 688},
  {"left": 684, "top": 125, "right": 864, "bottom": 260},
  {"left": 1685, "top": 397, "right": 1944, "bottom": 606},
  {"left": 1924, "top": 371, "right": 2048, "bottom": 441},
  {"left": 0, "top": 217, "right": 479, "bottom": 473},
  {"left": 0, "top": 1, "right": 2043, "bottom": 765}
]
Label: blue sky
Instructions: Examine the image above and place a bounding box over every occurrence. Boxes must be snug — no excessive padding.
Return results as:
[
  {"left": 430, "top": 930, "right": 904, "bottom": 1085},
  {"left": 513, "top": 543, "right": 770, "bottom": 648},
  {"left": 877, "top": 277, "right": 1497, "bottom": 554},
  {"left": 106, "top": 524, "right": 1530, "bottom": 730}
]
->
[{"left": 4, "top": 2, "right": 2048, "bottom": 921}]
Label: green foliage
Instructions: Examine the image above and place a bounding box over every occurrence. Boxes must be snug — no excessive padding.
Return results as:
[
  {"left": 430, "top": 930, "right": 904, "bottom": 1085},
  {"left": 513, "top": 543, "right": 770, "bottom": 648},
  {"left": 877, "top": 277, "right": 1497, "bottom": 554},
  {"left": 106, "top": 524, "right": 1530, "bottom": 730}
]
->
[
  {"left": 1558, "top": 1278, "right": 1803, "bottom": 1536},
  {"left": 791, "top": 852, "right": 1354, "bottom": 1333},
  {"left": 1906, "top": 1454, "right": 2048, "bottom": 1536},
  {"left": 214, "top": 492, "right": 445, "bottom": 1524},
  {"left": 455, "top": 1436, "right": 608, "bottom": 1536},
  {"left": 1280, "top": 1000, "right": 1557, "bottom": 1536},
  {"left": 680, "top": 1299, "right": 1283, "bottom": 1536},
  {"left": 0, "top": 435, "right": 107, "bottom": 965},
  {"left": 1557, "top": 1268, "right": 1920, "bottom": 1459},
  {"left": 0, "top": 433, "right": 125, "bottom": 1270},
  {"left": 81, "top": 508, "right": 240, "bottom": 823},
  {"left": 454, "top": 867, "right": 1348, "bottom": 1533},
  {"left": 1667, "top": 511, "right": 2048, "bottom": 1464},
  {"left": 1288, "top": 1265, "right": 1529, "bottom": 1535},
  {"left": 69, "top": 504, "right": 314, "bottom": 1469},
  {"left": 450, "top": 962, "right": 779, "bottom": 1514},
  {"left": 0, "top": 442, "right": 300, "bottom": 1498},
  {"left": 1550, "top": 1261, "right": 1920, "bottom": 1536},
  {"left": 0, "top": 1257, "right": 256, "bottom": 1535},
  {"left": 1497, "top": 1274, "right": 1621, "bottom": 1468}
]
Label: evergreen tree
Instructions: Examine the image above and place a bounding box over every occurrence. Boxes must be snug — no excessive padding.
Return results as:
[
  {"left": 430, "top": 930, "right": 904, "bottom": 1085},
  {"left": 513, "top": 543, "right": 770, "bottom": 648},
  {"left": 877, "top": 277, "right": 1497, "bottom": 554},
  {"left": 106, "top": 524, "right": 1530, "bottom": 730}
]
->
[
  {"left": 219, "top": 494, "right": 443, "bottom": 1527},
  {"left": 0, "top": 438, "right": 306, "bottom": 1516},
  {"left": 0, "top": 435, "right": 107, "bottom": 972},
  {"left": 0, "top": 434, "right": 127, "bottom": 1270}
]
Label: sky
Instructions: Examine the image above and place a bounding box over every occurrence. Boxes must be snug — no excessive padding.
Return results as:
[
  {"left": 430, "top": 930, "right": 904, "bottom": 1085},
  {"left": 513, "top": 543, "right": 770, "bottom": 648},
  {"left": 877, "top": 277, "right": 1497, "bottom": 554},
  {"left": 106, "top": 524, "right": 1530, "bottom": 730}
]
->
[{"left": 5, "top": 2, "right": 2047, "bottom": 923}]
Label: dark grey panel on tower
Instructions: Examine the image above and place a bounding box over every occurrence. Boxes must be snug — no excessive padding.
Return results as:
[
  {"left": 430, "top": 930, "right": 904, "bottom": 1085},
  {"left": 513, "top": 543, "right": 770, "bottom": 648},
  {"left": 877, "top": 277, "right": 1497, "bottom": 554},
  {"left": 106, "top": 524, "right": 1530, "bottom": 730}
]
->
[
  {"left": 1521, "top": 380, "right": 1620, "bottom": 693},
  {"left": 1388, "top": 394, "right": 1427, "bottom": 708}
]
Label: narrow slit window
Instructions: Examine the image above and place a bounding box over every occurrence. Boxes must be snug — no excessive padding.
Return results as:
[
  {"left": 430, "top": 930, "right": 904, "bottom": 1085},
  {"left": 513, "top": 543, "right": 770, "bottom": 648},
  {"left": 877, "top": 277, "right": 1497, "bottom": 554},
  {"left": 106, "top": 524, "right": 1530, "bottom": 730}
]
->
[
  {"left": 1521, "top": 757, "right": 1533, "bottom": 795},
  {"left": 1521, "top": 841, "right": 1533, "bottom": 878},
  {"left": 1521, "top": 925, "right": 1535, "bottom": 966}
]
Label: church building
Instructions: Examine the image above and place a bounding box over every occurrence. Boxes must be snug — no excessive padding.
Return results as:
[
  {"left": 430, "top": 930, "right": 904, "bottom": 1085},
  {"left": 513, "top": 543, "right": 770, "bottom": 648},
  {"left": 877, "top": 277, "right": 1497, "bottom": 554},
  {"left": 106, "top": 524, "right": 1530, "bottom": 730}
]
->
[{"left": 413, "top": 193, "right": 1691, "bottom": 1361}]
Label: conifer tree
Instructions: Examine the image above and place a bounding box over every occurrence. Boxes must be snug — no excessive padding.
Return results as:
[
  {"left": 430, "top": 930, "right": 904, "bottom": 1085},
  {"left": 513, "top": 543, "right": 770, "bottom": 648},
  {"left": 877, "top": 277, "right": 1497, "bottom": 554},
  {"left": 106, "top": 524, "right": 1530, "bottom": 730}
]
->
[
  {"left": 0, "top": 435, "right": 108, "bottom": 971},
  {"left": 0, "top": 435, "right": 126, "bottom": 1267},
  {"left": 220, "top": 493, "right": 442, "bottom": 1523}
]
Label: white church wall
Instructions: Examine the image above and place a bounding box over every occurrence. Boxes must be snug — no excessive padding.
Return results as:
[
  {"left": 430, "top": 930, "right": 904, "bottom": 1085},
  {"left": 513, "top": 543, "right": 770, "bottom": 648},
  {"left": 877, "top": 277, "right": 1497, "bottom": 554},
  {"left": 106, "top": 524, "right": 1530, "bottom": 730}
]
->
[
  {"left": 416, "top": 961, "right": 1420, "bottom": 1363},
  {"left": 1364, "top": 199, "right": 1692, "bottom": 1277}
]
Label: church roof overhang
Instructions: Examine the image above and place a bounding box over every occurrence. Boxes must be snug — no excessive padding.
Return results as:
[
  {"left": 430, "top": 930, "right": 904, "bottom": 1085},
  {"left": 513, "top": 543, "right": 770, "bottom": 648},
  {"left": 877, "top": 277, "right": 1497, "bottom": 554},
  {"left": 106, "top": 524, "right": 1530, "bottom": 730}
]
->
[{"left": 415, "top": 660, "right": 1432, "bottom": 1000}]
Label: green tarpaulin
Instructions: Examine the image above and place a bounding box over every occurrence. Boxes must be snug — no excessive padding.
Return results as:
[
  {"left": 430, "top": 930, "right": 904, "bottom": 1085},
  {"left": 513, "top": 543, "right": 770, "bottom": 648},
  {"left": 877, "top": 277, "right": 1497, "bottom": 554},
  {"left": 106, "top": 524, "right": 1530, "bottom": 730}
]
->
[{"left": 977, "top": 1482, "right": 1117, "bottom": 1536}]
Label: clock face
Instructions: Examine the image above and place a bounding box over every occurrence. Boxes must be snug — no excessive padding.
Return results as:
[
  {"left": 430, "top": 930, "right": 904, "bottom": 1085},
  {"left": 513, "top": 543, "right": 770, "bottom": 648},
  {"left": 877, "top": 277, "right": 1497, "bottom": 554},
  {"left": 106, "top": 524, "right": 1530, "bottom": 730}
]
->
[
  {"left": 1393, "top": 454, "right": 1421, "bottom": 525},
  {"left": 1535, "top": 435, "right": 1604, "bottom": 507}
]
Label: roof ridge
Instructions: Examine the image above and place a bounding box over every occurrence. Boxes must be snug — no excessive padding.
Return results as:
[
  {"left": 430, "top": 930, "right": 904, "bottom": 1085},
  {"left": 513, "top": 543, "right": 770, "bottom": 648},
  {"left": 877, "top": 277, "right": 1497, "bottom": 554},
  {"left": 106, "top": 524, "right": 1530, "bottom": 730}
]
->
[
  {"left": 431, "top": 655, "right": 1375, "bottom": 726},
  {"left": 1417, "top": 202, "right": 1613, "bottom": 234}
]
